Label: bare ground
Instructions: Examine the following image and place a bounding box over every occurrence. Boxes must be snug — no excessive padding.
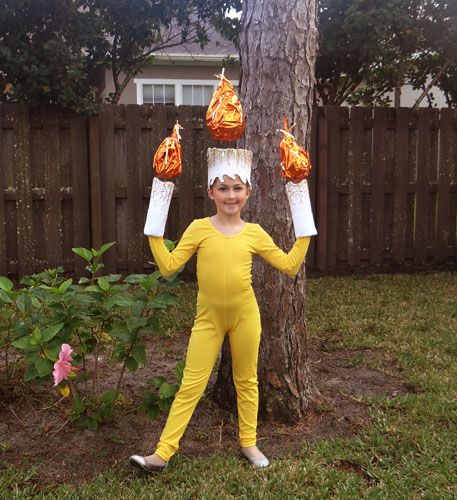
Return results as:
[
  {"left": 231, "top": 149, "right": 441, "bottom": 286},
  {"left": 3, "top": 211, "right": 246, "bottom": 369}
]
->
[{"left": 0, "top": 331, "right": 413, "bottom": 487}]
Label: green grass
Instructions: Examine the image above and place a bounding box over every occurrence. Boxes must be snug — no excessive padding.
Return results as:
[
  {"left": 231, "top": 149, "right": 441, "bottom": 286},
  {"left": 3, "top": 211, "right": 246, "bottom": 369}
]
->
[{"left": 1, "top": 272, "right": 457, "bottom": 499}]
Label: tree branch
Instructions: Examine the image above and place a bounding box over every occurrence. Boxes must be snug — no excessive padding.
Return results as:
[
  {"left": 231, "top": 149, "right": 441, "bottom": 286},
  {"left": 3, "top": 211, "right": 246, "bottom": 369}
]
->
[{"left": 413, "top": 59, "right": 453, "bottom": 108}]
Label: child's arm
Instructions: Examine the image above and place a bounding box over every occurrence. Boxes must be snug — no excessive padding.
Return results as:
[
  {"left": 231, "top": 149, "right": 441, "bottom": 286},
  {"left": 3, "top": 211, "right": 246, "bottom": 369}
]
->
[
  {"left": 148, "top": 222, "right": 198, "bottom": 277},
  {"left": 255, "top": 229, "right": 310, "bottom": 276},
  {"left": 144, "top": 176, "right": 197, "bottom": 276},
  {"left": 256, "top": 179, "right": 316, "bottom": 276}
]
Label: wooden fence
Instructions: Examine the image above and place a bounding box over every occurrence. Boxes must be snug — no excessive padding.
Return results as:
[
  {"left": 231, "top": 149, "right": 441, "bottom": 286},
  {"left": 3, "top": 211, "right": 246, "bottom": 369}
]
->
[{"left": 0, "top": 104, "right": 456, "bottom": 279}]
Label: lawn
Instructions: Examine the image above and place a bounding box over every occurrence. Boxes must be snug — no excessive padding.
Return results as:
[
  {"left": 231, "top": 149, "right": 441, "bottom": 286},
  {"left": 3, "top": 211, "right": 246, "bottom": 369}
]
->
[{"left": 1, "top": 271, "right": 456, "bottom": 499}]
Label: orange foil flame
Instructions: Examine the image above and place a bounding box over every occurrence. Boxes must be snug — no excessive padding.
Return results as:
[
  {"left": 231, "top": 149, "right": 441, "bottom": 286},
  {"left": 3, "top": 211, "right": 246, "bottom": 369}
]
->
[
  {"left": 153, "top": 122, "right": 183, "bottom": 180},
  {"left": 279, "top": 118, "right": 311, "bottom": 182},
  {"left": 206, "top": 72, "right": 245, "bottom": 141}
]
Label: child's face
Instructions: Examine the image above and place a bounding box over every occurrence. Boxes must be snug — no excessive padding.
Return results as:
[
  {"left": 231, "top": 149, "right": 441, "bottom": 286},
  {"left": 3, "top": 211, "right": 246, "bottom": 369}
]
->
[{"left": 207, "top": 175, "right": 251, "bottom": 217}]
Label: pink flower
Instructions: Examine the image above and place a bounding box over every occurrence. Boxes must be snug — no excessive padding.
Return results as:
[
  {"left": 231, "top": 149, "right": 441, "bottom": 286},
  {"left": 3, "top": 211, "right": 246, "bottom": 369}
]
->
[{"left": 53, "top": 344, "right": 76, "bottom": 386}]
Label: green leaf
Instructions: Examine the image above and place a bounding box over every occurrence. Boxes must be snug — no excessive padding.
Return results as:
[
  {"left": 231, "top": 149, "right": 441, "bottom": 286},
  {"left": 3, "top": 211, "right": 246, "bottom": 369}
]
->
[
  {"left": 78, "top": 277, "right": 91, "bottom": 284},
  {"left": 147, "top": 376, "right": 165, "bottom": 388},
  {"left": 75, "top": 294, "right": 99, "bottom": 304},
  {"left": 101, "top": 389, "right": 118, "bottom": 405},
  {"left": 31, "top": 297, "right": 42, "bottom": 308},
  {"left": 153, "top": 293, "right": 177, "bottom": 306},
  {"left": 131, "top": 344, "right": 147, "bottom": 366},
  {"left": 72, "top": 247, "right": 93, "bottom": 262},
  {"left": 32, "top": 328, "right": 42, "bottom": 342},
  {"left": 140, "top": 272, "right": 162, "bottom": 291},
  {"left": 105, "top": 274, "right": 122, "bottom": 283},
  {"left": 123, "top": 274, "right": 149, "bottom": 284},
  {"left": 34, "top": 357, "right": 53, "bottom": 377},
  {"left": 145, "top": 404, "right": 160, "bottom": 420},
  {"left": 174, "top": 359, "right": 185, "bottom": 384},
  {"left": 112, "top": 345, "right": 127, "bottom": 362},
  {"left": 163, "top": 239, "right": 176, "bottom": 251},
  {"left": 98, "top": 242, "right": 115, "bottom": 256},
  {"left": 159, "top": 382, "right": 175, "bottom": 400},
  {"left": 12, "top": 336, "right": 33, "bottom": 350},
  {"left": 59, "top": 278, "right": 73, "bottom": 293},
  {"left": 0, "top": 290, "right": 13, "bottom": 304},
  {"left": 126, "top": 317, "right": 148, "bottom": 332},
  {"left": 0, "top": 277, "right": 13, "bottom": 292},
  {"left": 16, "top": 292, "right": 32, "bottom": 313},
  {"left": 41, "top": 323, "right": 64, "bottom": 342},
  {"left": 109, "top": 326, "right": 130, "bottom": 343},
  {"left": 24, "top": 365, "right": 38, "bottom": 382},
  {"left": 84, "top": 285, "right": 100, "bottom": 292},
  {"left": 73, "top": 396, "right": 85, "bottom": 414},
  {"left": 97, "top": 277, "right": 110, "bottom": 291},
  {"left": 87, "top": 417, "right": 99, "bottom": 431},
  {"left": 106, "top": 293, "right": 135, "bottom": 309},
  {"left": 125, "top": 356, "right": 138, "bottom": 372},
  {"left": 12, "top": 321, "right": 28, "bottom": 338}
]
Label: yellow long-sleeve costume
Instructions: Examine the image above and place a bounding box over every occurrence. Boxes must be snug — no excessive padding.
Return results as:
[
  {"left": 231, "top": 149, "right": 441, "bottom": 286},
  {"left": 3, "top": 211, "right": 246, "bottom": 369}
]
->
[{"left": 149, "top": 217, "right": 310, "bottom": 461}]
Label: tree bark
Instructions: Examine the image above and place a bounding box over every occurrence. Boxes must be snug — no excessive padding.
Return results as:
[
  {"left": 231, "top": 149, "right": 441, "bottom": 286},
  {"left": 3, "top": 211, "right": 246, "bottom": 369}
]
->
[{"left": 212, "top": 0, "right": 318, "bottom": 422}]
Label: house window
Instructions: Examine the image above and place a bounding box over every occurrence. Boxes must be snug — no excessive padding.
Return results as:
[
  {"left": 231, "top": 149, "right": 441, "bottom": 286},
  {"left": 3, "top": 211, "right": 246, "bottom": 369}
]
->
[
  {"left": 142, "top": 84, "right": 175, "bottom": 104},
  {"left": 134, "top": 78, "right": 239, "bottom": 106},
  {"left": 182, "top": 84, "right": 214, "bottom": 105}
]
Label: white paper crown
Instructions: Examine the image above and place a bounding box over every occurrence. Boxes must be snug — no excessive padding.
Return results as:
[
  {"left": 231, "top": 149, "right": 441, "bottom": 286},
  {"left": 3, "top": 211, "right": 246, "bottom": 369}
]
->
[{"left": 207, "top": 148, "right": 252, "bottom": 187}]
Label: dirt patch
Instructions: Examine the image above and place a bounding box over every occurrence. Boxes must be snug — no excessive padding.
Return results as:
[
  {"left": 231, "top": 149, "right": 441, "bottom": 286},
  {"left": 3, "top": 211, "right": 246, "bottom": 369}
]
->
[{"left": 0, "top": 332, "right": 412, "bottom": 487}]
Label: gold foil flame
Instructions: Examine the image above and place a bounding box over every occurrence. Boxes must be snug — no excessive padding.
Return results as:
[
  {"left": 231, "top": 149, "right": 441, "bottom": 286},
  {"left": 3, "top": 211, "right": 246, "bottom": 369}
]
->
[
  {"left": 206, "top": 71, "right": 245, "bottom": 141},
  {"left": 153, "top": 121, "right": 183, "bottom": 180},
  {"left": 279, "top": 118, "right": 311, "bottom": 182}
]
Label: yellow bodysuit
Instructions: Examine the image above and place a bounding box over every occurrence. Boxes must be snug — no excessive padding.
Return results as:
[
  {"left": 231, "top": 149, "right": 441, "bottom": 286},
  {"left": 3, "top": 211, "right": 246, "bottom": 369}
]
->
[{"left": 149, "top": 217, "right": 310, "bottom": 461}]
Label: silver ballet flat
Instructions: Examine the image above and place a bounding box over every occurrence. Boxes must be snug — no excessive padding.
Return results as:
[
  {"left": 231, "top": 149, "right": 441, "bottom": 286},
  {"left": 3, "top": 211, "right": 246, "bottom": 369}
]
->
[
  {"left": 241, "top": 450, "right": 269, "bottom": 468},
  {"left": 129, "top": 455, "right": 168, "bottom": 473}
]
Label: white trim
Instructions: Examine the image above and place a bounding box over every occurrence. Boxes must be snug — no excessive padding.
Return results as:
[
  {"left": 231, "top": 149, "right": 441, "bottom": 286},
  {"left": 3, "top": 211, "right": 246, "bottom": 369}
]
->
[
  {"left": 153, "top": 53, "right": 239, "bottom": 64},
  {"left": 133, "top": 78, "right": 240, "bottom": 106}
]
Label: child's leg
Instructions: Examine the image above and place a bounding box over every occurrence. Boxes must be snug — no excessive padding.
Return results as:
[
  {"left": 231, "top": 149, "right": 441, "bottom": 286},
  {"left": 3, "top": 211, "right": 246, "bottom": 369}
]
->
[
  {"left": 155, "top": 306, "right": 224, "bottom": 461},
  {"left": 228, "top": 300, "right": 262, "bottom": 448}
]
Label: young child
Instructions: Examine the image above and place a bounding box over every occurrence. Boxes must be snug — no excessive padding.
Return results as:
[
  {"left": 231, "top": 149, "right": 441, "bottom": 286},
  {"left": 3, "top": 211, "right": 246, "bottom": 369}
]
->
[{"left": 130, "top": 148, "right": 317, "bottom": 472}]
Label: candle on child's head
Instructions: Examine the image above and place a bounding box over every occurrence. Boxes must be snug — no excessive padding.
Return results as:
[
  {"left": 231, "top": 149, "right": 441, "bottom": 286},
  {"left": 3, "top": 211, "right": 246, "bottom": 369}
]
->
[{"left": 206, "top": 70, "right": 245, "bottom": 142}]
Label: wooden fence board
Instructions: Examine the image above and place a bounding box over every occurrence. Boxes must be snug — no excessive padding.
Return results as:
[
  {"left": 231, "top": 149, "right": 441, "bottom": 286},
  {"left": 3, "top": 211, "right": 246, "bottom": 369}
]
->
[
  {"left": 315, "top": 108, "right": 327, "bottom": 270},
  {"left": 98, "top": 105, "right": 117, "bottom": 272},
  {"left": 371, "top": 108, "right": 388, "bottom": 265},
  {"left": 43, "top": 107, "right": 62, "bottom": 269},
  {"left": 436, "top": 109, "right": 452, "bottom": 263},
  {"left": 174, "top": 106, "right": 194, "bottom": 236},
  {"left": 392, "top": 108, "right": 409, "bottom": 264},
  {"left": 89, "top": 116, "right": 103, "bottom": 250},
  {"left": 415, "top": 109, "right": 432, "bottom": 264},
  {"left": 125, "top": 105, "right": 144, "bottom": 274},
  {"left": 13, "top": 106, "right": 35, "bottom": 276},
  {"left": 347, "top": 108, "right": 364, "bottom": 267},
  {"left": 326, "top": 106, "right": 341, "bottom": 268},
  {"left": 71, "top": 114, "right": 90, "bottom": 275}
]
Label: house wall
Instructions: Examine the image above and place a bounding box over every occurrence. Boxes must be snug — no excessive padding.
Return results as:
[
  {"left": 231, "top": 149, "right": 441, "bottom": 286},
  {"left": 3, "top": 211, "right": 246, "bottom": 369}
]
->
[
  {"left": 105, "top": 65, "right": 449, "bottom": 108},
  {"left": 103, "top": 64, "right": 240, "bottom": 104},
  {"left": 385, "top": 83, "right": 448, "bottom": 108}
]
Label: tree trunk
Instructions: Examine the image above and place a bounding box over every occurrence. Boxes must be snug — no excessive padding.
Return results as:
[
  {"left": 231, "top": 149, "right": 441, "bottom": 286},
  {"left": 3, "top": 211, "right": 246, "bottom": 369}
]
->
[{"left": 212, "top": 0, "right": 318, "bottom": 422}]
